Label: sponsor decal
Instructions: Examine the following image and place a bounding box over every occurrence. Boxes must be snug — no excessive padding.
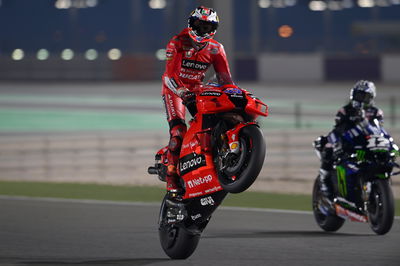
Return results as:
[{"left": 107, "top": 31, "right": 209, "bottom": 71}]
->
[
  {"left": 189, "top": 191, "right": 203, "bottom": 197},
  {"left": 166, "top": 50, "right": 173, "bottom": 59},
  {"left": 179, "top": 73, "right": 202, "bottom": 80},
  {"left": 182, "top": 143, "right": 190, "bottom": 149},
  {"left": 228, "top": 94, "right": 244, "bottom": 98},
  {"left": 190, "top": 140, "right": 198, "bottom": 148},
  {"left": 167, "top": 94, "right": 176, "bottom": 118},
  {"left": 191, "top": 213, "right": 202, "bottom": 220},
  {"left": 200, "top": 91, "right": 222, "bottom": 97},
  {"left": 224, "top": 88, "right": 242, "bottom": 94},
  {"left": 205, "top": 185, "right": 221, "bottom": 193},
  {"left": 181, "top": 68, "right": 197, "bottom": 74},
  {"left": 187, "top": 174, "right": 213, "bottom": 189},
  {"left": 181, "top": 59, "right": 210, "bottom": 70},
  {"left": 229, "top": 141, "right": 239, "bottom": 151},
  {"left": 336, "top": 166, "right": 347, "bottom": 197},
  {"left": 335, "top": 204, "right": 368, "bottom": 223},
  {"left": 200, "top": 196, "right": 215, "bottom": 206},
  {"left": 185, "top": 51, "right": 192, "bottom": 58},
  {"left": 182, "top": 140, "right": 198, "bottom": 150},
  {"left": 179, "top": 153, "right": 206, "bottom": 175}
]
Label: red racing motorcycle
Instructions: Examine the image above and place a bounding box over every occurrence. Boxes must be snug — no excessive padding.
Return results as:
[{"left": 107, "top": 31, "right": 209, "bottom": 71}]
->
[{"left": 148, "top": 83, "right": 268, "bottom": 259}]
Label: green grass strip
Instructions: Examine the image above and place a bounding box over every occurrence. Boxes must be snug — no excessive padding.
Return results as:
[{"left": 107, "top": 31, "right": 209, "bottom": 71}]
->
[{"left": 0, "top": 181, "right": 399, "bottom": 216}]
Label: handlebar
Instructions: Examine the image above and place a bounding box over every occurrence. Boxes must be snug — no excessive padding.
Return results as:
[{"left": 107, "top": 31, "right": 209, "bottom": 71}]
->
[{"left": 147, "top": 166, "right": 158, "bottom": 175}]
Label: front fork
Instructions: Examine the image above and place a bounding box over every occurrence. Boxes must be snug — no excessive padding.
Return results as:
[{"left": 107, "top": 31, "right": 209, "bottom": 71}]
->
[
  {"left": 224, "top": 122, "right": 257, "bottom": 154},
  {"left": 362, "top": 181, "right": 372, "bottom": 212}
]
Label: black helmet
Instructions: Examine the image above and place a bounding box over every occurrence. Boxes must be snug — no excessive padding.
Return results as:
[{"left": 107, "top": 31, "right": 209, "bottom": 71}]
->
[{"left": 350, "top": 80, "right": 376, "bottom": 108}]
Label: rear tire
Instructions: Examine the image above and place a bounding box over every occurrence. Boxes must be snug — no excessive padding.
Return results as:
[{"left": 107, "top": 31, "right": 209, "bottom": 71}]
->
[
  {"left": 215, "top": 125, "right": 266, "bottom": 193},
  {"left": 158, "top": 196, "right": 200, "bottom": 259},
  {"left": 312, "top": 177, "right": 345, "bottom": 232},
  {"left": 368, "top": 179, "right": 394, "bottom": 235}
]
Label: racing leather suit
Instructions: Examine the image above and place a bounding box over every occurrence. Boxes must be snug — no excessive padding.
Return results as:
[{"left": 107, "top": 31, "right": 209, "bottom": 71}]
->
[
  {"left": 319, "top": 102, "right": 384, "bottom": 196},
  {"left": 161, "top": 28, "right": 232, "bottom": 192}
]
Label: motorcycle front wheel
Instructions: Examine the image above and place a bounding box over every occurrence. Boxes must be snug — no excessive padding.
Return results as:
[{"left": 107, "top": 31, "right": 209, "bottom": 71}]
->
[
  {"left": 158, "top": 196, "right": 200, "bottom": 259},
  {"left": 312, "top": 177, "right": 345, "bottom": 232},
  {"left": 368, "top": 179, "right": 395, "bottom": 235},
  {"left": 215, "top": 124, "right": 266, "bottom": 193}
]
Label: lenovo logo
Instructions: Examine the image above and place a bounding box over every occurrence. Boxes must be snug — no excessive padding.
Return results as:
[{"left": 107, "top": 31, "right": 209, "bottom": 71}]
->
[
  {"left": 181, "top": 59, "right": 209, "bottom": 70},
  {"left": 179, "top": 153, "right": 206, "bottom": 176}
]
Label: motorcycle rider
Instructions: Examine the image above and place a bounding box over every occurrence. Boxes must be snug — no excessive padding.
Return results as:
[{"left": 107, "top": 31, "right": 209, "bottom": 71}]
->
[
  {"left": 315, "top": 80, "right": 384, "bottom": 198},
  {"left": 161, "top": 6, "right": 233, "bottom": 196}
]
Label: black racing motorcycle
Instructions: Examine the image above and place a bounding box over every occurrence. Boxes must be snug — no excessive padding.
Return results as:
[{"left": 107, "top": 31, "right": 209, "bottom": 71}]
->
[{"left": 313, "top": 120, "right": 399, "bottom": 235}]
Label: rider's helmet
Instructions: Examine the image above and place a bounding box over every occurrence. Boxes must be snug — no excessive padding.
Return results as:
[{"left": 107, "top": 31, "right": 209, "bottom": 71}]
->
[
  {"left": 350, "top": 80, "right": 376, "bottom": 108},
  {"left": 188, "top": 6, "right": 219, "bottom": 44}
]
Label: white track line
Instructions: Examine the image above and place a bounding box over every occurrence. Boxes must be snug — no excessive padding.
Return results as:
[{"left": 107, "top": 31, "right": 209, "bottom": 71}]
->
[{"left": 0, "top": 195, "right": 398, "bottom": 220}]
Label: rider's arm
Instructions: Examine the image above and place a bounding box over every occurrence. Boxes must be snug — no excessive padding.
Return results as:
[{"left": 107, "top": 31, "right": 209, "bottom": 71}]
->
[
  {"left": 333, "top": 107, "right": 348, "bottom": 135},
  {"left": 375, "top": 107, "right": 384, "bottom": 126},
  {"left": 211, "top": 43, "right": 233, "bottom": 85},
  {"left": 163, "top": 38, "right": 186, "bottom": 96}
]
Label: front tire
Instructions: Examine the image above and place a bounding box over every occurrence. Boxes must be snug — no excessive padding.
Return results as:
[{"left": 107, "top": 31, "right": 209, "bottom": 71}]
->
[
  {"left": 158, "top": 196, "right": 200, "bottom": 259},
  {"left": 312, "top": 177, "right": 345, "bottom": 232},
  {"left": 368, "top": 179, "right": 395, "bottom": 235},
  {"left": 215, "top": 125, "right": 266, "bottom": 193}
]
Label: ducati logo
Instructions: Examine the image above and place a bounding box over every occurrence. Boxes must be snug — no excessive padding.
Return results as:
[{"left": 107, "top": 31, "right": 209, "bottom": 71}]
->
[{"left": 185, "top": 50, "right": 193, "bottom": 58}]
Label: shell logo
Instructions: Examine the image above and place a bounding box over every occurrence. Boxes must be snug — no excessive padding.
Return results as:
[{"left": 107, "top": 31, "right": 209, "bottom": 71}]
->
[{"left": 230, "top": 142, "right": 239, "bottom": 150}]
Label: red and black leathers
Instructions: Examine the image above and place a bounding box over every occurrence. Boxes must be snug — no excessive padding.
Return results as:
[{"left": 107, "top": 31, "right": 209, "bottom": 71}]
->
[{"left": 161, "top": 28, "right": 233, "bottom": 193}]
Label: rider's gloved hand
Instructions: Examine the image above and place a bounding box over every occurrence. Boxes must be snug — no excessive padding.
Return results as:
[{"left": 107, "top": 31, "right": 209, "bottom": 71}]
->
[
  {"left": 349, "top": 107, "right": 365, "bottom": 123},
  {"left": 333, "top": 143, "right": 343, "bottom": 161},
  {"left": 177, "top": 88, "right": 195, "bottom": 105},
  {"left": 177, "top": 87, "right": 188, "bottom": 98}
]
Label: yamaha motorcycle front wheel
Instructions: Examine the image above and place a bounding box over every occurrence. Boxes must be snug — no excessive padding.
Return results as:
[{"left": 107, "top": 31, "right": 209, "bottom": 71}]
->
[
  {"left": 312, "top": 177, "right": 345, "bottom": 232},
  {"left": 368, "top": 179, "right": 395, "bottom": 235},
  {"left": 158, "top": 196, "right": 200, "bottom": 259},
  {"left": 214, "top": 124, "right": 266, "bottom": 193}
]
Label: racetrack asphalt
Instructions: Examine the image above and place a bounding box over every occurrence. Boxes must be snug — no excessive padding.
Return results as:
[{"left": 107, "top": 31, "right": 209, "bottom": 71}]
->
[{"left": 1, "top": 197, "right": 399, "bottom": 266}]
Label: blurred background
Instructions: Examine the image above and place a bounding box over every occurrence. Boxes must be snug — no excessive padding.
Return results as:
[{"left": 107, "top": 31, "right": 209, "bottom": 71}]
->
[
  {"left": 0, "top": 0, "right": 399, "bottom": 196},
  {"left": 1, "top": 0, "right": 400, "bottom": 81}
]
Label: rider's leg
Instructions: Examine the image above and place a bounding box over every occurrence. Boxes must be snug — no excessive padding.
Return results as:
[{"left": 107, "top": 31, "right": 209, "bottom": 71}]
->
[
  {"left": 166, "top": 121, "right": 187, "bottom": 193},
  {"left": 162, "top": 88, "right": 187, "bottom": 194}
]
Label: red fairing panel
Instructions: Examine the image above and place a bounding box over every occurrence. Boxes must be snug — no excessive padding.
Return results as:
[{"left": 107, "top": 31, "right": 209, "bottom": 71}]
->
[{"left": 178, "top": 115, "right": 222, "bottom": 199}]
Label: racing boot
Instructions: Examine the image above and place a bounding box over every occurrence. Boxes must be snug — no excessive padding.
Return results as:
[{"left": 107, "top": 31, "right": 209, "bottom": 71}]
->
[{"left": 319, "top": 169, "right": 333, "bottom": 199}]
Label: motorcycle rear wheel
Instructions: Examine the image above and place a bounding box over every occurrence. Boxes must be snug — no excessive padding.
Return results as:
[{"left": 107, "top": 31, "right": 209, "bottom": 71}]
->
[
  {"left": 215, "top": 125, "right": 266, "bottom": 193},
  {"left": 312, "top": 177, "right": 345, "bottom": 232},
  {"left": 368, "top": 179, "right": 394, "bottom": 235},
  {"left": 158, "top": 196, "right": 200, "bottom": 259}
]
